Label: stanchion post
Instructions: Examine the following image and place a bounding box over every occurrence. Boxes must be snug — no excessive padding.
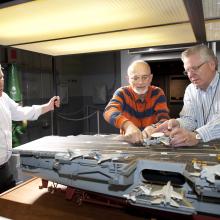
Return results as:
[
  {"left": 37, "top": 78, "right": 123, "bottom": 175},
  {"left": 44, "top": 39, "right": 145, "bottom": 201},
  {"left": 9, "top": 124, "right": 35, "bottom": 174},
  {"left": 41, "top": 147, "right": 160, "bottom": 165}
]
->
[{"left": 97, "top": 110, "right": 100, "bottom": 135}]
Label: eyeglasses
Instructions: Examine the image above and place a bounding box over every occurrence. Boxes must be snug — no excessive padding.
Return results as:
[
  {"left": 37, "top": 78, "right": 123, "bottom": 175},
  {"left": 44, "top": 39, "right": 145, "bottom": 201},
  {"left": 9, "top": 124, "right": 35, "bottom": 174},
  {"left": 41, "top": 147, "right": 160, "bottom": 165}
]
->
[
  {"left": 183, "top": 61, "right": 207, "bottom": 76},
  {"left": 130, "top": 74, "right": 151, "bottom": 82}
]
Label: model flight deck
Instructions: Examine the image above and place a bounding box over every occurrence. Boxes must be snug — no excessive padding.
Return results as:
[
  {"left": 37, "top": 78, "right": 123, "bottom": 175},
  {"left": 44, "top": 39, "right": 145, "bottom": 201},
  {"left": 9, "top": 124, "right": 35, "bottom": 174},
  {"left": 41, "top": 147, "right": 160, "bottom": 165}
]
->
[{"left": 13, "top": 134, "right": 220, "bottom": 217}]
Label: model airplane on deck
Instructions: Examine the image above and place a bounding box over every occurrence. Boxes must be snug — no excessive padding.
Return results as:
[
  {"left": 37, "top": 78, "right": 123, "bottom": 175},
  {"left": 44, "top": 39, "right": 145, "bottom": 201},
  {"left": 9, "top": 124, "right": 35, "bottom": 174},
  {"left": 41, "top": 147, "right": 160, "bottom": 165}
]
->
[
  {"left": 200, "top": 164, "right": 220, "bottom": 184},
  {"left": 151, "top": 181, "right": 183, "bottom": 207},
  {"left": 123, "top": 184, "right": 152, "bottom": 202}
]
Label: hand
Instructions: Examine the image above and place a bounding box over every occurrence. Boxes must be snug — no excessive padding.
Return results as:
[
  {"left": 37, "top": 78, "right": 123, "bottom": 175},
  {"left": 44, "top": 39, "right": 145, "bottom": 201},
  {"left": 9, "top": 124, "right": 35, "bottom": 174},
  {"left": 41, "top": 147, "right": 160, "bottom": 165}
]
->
[
  {"left": 167, "top": 119, "right": 180, "bottom": 130},
  {"left": 48, "top": 96, "right": 60, "bottom": 110},
  {"left": 154, "top": 119, "right": 180, "bottom": 135},
  {"left": 142, "top": 126, "right": 155, "bottom": 139},
  {"left": 169, "top": 128, "right": 199, "bottom": 147},
  {"left": 122, "top": 121, "right": 143, "bottom": 144},
  {"left": 41, "top": 96, "right": 60, "bottom": 114}
]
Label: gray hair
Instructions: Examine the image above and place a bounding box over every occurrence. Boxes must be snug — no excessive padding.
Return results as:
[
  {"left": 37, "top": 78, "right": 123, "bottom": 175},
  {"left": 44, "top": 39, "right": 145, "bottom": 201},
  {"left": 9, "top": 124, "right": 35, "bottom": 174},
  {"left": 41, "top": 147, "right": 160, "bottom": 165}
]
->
[{"left": 181, "top": 45, "right": 218, "bottom": 70}]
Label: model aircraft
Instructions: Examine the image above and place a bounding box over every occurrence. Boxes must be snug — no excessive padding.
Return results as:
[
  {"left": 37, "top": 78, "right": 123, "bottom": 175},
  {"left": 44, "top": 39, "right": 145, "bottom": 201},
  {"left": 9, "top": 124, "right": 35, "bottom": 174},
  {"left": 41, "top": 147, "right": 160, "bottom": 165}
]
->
[
  {"left": 83, "top": 151, "right": 132, "bottom": 164},
  {"left": 150, "top": 181, "right": 183, "bottom": 207},
  {"left": 139, "top": 185, "right": 151, "bottom": 196},
  {"left": 144, "top": 132, "right": 170, "bottom": 146},
  {"left": 123, "top": 193, "right": 137, "bottom": 202},
  {"left": 123, "top": 184, "right": 152, "bottom": 202},
  {"left": 55, "top": 149, "right": 84, "bottom": 160},
  {"left": 200, "top": 164, "right": 220, "bottom": 183}
]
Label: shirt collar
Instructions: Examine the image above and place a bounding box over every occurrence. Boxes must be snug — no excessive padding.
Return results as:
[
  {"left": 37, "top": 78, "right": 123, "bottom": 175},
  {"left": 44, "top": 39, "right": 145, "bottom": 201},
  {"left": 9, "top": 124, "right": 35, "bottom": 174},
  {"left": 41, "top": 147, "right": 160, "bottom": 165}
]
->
[{"left": 129, "top": 85, "right": 148, "bottom": 102}]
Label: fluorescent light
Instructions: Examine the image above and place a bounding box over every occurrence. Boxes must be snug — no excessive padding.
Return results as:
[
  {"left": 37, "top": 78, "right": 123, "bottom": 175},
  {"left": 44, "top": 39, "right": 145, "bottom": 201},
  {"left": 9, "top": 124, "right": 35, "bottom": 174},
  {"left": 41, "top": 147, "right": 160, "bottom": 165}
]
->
[
  {"left": 0, "top": 0, "right": 192, "bottom": 55},
  {"left": 13, "top": 23, "right": 195, "bottom": 56}
]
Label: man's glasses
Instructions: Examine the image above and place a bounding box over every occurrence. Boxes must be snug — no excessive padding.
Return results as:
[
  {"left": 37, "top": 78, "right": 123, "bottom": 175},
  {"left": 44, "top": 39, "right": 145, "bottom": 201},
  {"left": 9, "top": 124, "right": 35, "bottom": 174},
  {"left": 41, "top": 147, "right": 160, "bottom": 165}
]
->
[
  {"left": 130, "top": 75, "right": 151, "bottom": 82},
  {"left": 183, "top": 61, "right": 207, "bottom": 76}
]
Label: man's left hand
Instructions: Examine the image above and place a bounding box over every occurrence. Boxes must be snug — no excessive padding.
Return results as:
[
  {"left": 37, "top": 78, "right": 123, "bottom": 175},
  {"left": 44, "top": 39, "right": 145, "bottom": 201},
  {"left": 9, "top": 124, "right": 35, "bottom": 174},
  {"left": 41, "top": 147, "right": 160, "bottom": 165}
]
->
[{"left": 169, "top": 128, "right": 199, "bottom": 147}]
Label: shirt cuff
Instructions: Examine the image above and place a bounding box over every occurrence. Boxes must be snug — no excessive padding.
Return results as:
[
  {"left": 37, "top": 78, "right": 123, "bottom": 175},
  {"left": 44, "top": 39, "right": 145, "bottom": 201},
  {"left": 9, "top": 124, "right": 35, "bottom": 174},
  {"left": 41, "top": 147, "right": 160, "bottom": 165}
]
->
[
  {"left": 117, "top": 118, "right": 129, "bottom": 129},
  {"left": 31, "top": 105, "right": 43, "bottom": 120},
  {"left": 195, "top": 127, "right": 212, "bottom": 142}
]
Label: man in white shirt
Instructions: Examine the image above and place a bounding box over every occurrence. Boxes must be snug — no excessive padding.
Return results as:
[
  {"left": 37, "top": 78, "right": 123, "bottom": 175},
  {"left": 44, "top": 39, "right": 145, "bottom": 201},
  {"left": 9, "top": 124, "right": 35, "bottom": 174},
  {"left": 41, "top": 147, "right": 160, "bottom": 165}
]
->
[
  {"left": 154, "top": 45, "right": 220, "bottom": 147},
  {"left": 0, "top": 64, "right": 60, "bottom": 192}
]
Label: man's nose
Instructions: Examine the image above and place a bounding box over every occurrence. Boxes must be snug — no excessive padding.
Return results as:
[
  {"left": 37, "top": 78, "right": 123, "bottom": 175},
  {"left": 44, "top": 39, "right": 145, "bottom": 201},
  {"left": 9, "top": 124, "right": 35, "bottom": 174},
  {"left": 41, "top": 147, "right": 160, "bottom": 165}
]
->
[
  {"left": 187, "top": 70, "right": 197, "bottom": 77},
  {"left": 137, "top": 77, "right": 145, "bottom": 83}
]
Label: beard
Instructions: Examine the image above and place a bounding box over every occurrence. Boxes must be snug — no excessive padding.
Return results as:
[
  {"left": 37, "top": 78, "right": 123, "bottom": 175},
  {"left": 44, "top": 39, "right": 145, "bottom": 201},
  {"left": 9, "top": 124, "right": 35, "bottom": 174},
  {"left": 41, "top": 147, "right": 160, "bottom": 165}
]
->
[{"left": 133, "top": 87, "right": 148, "bottom": 95}]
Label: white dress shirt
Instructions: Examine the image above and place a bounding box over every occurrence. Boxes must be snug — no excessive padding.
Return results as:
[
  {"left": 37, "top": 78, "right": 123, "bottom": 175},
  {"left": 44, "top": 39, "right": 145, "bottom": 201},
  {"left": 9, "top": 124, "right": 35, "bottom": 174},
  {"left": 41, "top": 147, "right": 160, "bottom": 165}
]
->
[
  {"left": 177, "top": 73, "right": 220, "bottom": 142},
  {"left": 0, "top": 92, "right": 42, "bottom": 165}
]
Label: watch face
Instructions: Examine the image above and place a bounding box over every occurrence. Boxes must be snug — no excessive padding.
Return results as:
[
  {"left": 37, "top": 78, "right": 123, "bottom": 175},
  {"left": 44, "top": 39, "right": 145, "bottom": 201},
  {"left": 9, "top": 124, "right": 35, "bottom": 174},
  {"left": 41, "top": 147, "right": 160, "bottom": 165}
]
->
[{"left": 196, "top": 133, "right": 202, "bottom": 140}]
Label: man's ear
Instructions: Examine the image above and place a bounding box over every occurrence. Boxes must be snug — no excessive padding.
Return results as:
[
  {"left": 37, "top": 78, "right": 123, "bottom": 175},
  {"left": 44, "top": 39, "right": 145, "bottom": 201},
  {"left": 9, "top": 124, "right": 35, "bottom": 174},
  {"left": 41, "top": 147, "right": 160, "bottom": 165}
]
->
[
  {"left": 126, "top": 75, "right": 130, "bottom": 84},
  {"left": 208, "top": 60, "right": 217, "bottom": 71},
  {"left": 150, "top": 73, "right": 153, "bottom": 82}
]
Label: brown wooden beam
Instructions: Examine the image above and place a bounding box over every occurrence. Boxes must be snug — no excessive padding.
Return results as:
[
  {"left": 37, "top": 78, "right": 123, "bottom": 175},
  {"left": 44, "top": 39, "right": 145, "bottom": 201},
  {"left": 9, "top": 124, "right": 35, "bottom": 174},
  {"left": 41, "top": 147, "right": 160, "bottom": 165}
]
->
[{"left": 183, "top": 0, "right": 206, "bottom": 43}]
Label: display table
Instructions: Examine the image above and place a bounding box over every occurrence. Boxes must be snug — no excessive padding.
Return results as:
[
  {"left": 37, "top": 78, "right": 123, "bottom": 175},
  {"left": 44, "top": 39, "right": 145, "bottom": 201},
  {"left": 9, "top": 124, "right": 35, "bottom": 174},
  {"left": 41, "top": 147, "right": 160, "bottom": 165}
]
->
[
  {"left": 0, "top": 178, "right": 144, "bottom": 220},
  {"left": 0, "top": 178, "right": 219, "bottom": 220}
]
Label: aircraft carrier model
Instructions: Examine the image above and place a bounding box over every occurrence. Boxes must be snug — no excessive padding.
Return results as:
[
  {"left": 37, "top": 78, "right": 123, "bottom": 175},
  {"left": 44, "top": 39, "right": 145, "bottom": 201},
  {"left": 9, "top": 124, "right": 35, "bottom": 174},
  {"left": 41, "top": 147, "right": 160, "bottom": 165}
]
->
[{"left": 13, "top": 134, "right": 220, "bottom": 217}]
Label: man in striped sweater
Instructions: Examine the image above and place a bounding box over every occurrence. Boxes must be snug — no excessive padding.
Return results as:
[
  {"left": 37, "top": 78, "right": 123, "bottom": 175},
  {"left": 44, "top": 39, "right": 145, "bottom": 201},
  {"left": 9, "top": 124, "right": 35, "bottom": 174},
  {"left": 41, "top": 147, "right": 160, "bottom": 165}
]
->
[
  {"left": 155, "top": 45, "right": 220, "bottom": 147},
  {"left": 103, "top": 60, "right": 169, "bottom": 144}
]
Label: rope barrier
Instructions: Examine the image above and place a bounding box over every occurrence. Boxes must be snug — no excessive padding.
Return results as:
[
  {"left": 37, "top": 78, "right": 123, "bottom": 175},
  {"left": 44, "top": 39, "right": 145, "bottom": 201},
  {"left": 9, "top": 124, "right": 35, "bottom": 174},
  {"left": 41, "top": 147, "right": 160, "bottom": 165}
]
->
[
  {"left": 57, "top": 108, "right": 84, "bottom": 116},
  {"left": 55, "top": 106, "right": 103, "bottom": 134},
  {"left": 56, "top": 111, "right": 97, "bottom": 121}
]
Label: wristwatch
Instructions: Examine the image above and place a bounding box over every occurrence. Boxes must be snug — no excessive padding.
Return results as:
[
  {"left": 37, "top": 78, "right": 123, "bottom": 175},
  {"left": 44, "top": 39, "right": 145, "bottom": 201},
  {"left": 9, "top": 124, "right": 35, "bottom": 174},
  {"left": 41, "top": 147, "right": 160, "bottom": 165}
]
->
[{"left": 194, "top": 131, "right": 203, "bottom": 143}]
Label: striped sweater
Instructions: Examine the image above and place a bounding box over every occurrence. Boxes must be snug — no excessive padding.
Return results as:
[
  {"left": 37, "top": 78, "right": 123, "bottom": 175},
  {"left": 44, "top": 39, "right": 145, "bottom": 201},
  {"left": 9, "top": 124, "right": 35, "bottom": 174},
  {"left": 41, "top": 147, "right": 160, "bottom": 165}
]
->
[{"left": 103, "top": 85, "right": 169, "bottom": 130}]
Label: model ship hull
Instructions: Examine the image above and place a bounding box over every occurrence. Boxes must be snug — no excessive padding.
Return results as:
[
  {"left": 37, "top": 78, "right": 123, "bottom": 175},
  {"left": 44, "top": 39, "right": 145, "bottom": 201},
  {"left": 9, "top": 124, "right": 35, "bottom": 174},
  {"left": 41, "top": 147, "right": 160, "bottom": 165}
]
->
[{"left": 13, "top": 135, "right": 220, "bottom": 216}]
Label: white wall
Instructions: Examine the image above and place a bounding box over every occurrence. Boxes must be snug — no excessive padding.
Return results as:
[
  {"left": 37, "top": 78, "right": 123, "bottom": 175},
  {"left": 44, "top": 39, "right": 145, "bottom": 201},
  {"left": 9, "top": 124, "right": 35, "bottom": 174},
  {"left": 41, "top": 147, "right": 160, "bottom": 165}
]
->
[{"left": 120, "top": 50, "right": 141, "bottom": 87}]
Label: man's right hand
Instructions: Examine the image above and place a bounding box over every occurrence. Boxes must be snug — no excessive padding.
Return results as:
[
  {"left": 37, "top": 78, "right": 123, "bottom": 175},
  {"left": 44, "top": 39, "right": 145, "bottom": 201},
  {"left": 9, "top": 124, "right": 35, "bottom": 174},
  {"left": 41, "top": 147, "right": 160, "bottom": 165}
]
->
[
  {"left": 153, "top": 119, "right": 180, "bottom": 135},
  {"left": 122, "top": 121, "right": 143, "bottom": 144}
]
